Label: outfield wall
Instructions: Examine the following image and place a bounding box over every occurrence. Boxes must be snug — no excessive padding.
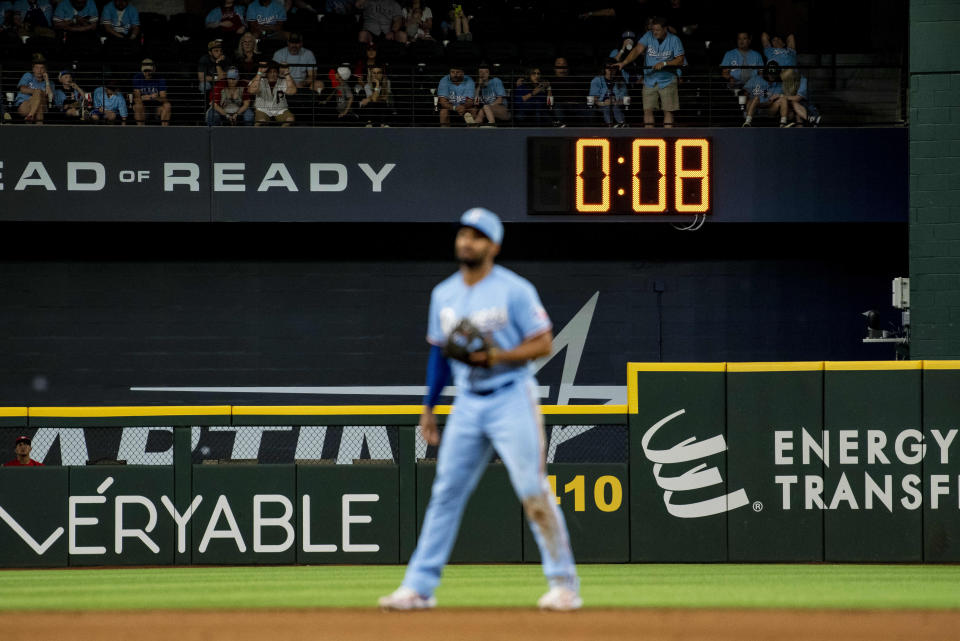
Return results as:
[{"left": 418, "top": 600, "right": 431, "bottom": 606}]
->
[{"left": 2, "top": 360, "right": 959, "bottom": 567}]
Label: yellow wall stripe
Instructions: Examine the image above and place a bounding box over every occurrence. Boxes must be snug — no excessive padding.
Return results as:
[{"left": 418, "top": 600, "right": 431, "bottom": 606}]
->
[
  {"left": 824, "top": 361, "right": 922, "bottom": 371},
  {"left": 29, "top": 406, "right": 232, "bottom": 418},
  {"left": 0, "top": 408, "right": 28, "bottom": 418},
  {"left": 233, "top": 404, "right": 626, "bottom": 416},
  {"left": 727, "top": 361, "right": 824, "bottom": 372},
  {"left": 627, "top": 362, "right": 726, "bottom": 414},
  {"left": 923, "top": 360, "right": 960, "bottom": 370}
]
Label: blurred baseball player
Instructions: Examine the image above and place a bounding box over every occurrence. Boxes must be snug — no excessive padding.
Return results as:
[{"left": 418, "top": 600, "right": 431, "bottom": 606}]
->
[{"left": 378, "top": 207, "right": 581, "bottom": 611}]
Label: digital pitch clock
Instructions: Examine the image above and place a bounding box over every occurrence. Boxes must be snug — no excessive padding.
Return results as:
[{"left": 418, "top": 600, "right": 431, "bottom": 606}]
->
[{"left": 527, "top": 137, "right": 711, "bottom": 215}]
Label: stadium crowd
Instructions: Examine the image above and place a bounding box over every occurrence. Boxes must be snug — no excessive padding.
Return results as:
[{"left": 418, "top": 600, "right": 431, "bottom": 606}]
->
[{"left": 0, "top": 0, "right": 826, "bottom": 127}]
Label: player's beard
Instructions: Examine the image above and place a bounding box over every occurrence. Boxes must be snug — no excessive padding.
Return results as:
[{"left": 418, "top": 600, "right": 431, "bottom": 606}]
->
[{"left": 458, "top": 255, "right": 484, "bottom": 269}]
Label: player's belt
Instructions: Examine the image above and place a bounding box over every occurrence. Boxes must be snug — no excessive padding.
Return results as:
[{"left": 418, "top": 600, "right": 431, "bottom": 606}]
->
[{"left": 468, "top": 380, "right": 516, "bottom": 397}]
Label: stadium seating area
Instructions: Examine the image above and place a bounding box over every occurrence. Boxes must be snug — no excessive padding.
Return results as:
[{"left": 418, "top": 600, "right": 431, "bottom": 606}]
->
[{"left": 0, "top": 0, "right": 906, "bottom": 127}]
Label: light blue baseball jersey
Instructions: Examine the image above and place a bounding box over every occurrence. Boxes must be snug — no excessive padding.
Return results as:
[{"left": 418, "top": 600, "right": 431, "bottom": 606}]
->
[
  {"left": 639, "top": 30, "right": 684, "bottom": 88},
  {"left": 589, "top": 75, "right": 628, "bottom": 100},
  {"left": 14, "top": 72, "right": 46, "bottom": 106},
  {"left": 427, "top": 265, "right": 551, "bottom": 393},
  {"left": 720, "top": 48, "right": 764, "bottom": 82},
  {"left": 100, "top": 2, "right": 139, "bottom": 34},
  {"left": 92, "top": 87, "right": 128, "bottom": 117},
  {"left": 764, "top": 46, "right": 797, "bottom": 67},
  {"left": 476, "top": 77, "right": 505, "bottom": 105},
  {"left": 53, "top": 0, "right": 98, "bottom": 24},
  {"left": 246, "top": 0, "right": 286, "bottom": 25},
  {"left": 744, "top": 75, "right": 780, "bottom": 101},
  {"left": 436, "top": 74, "right": 475, "bottom": 105}
]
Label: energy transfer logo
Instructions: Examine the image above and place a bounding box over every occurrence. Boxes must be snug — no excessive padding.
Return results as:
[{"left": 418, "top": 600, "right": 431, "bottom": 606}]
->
[{"left": 641, "top": 408, "right": 751, "bottom": 519}]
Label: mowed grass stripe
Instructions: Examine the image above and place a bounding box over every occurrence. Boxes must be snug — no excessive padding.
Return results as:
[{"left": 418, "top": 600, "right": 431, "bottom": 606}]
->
[{"left": 2, "top": 565, "right": 960, "bottom": 610}]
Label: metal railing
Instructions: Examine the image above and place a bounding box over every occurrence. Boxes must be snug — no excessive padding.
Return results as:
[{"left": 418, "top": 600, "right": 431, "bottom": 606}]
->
[{"left": 1, "top": 63, "right": 906, "bottom": 127}]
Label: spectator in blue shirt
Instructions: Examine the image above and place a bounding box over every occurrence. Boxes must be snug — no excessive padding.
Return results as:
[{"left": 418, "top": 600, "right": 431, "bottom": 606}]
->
[
  {"left": 762, "top": 31, "right": 800, "bottom": 96},
  {"left": 246, "top": 0, "right": 286, "bottom": 40},
  {"left": 513, "top": 66, "right": 550, "bottom": 127},
  {"left": 721, "top": 31, "right": 764, "bottom": 91},
  {"left": 133, "top": 58, "right": 172, "bottom": 126},
  {"left": 90, "top": 84, "right": 128, "bottom": 124},
  {"left": 101, "top": 0, "right": 139, "bottom": 41},
  {"left": 436, "top": 65, "right": 476, "bottom": 126},
  {"left": 52, "top": 0, "right": 98, "bottom": 35},
  {"left": 742, "top": 61, "right": 791, "bottom": 127},
  {"left": 14, "top": 59, "right": 54, "bottom": 123},
  {"left": 589, "top": 58, "right": 628, "bottom": 127},
  {"left": 53, "top": 70, "right": 85, "bottom": 119},
  {"left": 473, "top": 62, "right": 509, "bottom": 126},
  {"left": 784, "top": 74, "right": 813, "bottom": 125},
  {"left": 618, "top": 16, "right": 684, "bottom": 128}
]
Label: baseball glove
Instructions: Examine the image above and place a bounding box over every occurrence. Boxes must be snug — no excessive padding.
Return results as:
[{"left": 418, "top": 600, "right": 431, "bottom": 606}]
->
[{"left": 443, "top": 318, "right": 496, "bottom": 367}]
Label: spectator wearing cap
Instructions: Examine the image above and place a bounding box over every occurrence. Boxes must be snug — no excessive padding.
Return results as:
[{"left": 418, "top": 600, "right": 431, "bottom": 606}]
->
[
  {"left": 357, "top": 0, "right": 403, "bottom": 45},
  {"left": 89, "top": 83, "right": 128, "bottom": 124},
  {"left": 52, "top": 0, "right": 98, "bottom": 35},
  {"left": 249, "top": 59, "right": 297, "bottom": 125},
  {"left": 4, "top": 435, "right": 43, "bottom": 467},
  {"left": 436, "top": 64, "right": 476, "bottom": 126},
  {"left": 742, "top": 60, "right": 790, "bottom": 127},
  {"left": 272, "top": 32, "right": 321, "bottom": 93},
  {"left": 618, "top": 16, "right": 684, "bottom": 128},
  {"left": 206, "top": 0, "right": 246, "bottom": 41},
  {"left": 246, "top": 0, "right": 286, "bottom": 41},
  {"left": 721, "top": 31, "right": 764, "bottom": 92},
  {"left": 322, "top": 63, "right": 357, "bottom": 122},
  {"left": 133, "top": 58, "right": 171, "bottom": 125},
  {"left": 610, "top": 30, "right": 638, "bottom": 76},
  {"left": 100, "top": 0, "right": 140, "bottom": 41},
  {"left": 207, "top": 66, "right": 253, "bottom": 126},
  {"left": 589, "top": 58, "right": 628, "bottom": 127},
  {"left": 473, "top": 62, "right": 509, "bottom": 126},
  {"left": 53, "top": 69, "right": 85, "bottom": 119},
  {"left": 198, "top": 39, "right": 233, "bottom": 92},
  {"left": 14, "top": 58, "right": 53, "bottom": 123}
]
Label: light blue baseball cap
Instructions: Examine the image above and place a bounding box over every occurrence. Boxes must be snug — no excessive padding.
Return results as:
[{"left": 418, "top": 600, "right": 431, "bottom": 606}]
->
[{"left": 459, "top": 207, "right": 503, "bottom": 244}]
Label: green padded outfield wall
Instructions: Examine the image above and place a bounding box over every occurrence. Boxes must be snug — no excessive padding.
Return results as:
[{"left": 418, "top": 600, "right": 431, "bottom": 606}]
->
[
  {"left": 416, "top": 462, "right": 522, "bottom": 563},
  {"left": 726, "top": 363, "right": 825, "bottom": 562},
  {"left": 523, "top": 463, "right": 629, "bottom": 563},
  {"left": 922, "top": 362, "right": 960, "bottom": 562},
  {"left": 823, "top": 362, "right": 923, "bottom": 562},
  {"left": 0, "top": 467, "right": 69, "bottom": 568},
  {"left": 629, "top": 364, "right": 730, "bottom": 562}
]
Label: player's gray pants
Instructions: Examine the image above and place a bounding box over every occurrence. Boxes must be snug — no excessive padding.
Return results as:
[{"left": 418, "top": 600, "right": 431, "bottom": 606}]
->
[{"left": 402, "top": 378, "right": 578, "bottom": 597}]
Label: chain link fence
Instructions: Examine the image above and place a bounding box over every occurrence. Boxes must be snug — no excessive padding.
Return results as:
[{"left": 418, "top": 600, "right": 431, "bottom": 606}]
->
[
  {"left": 1, "top": 63, "right": 905, "bottom": 128},
  {"left": 1, "top": 422, "right": 626, "bottom": 465}
]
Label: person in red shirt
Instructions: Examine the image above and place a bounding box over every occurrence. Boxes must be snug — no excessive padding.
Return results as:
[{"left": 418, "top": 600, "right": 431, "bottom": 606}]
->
[{"left": 4, "top": 435, "right": 44, "bottom": 466}]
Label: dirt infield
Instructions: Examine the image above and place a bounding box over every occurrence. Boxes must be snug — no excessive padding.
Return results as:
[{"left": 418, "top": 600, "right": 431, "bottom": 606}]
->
[{"left": 8, "top": 609, "right": 960, "bottom": 641}]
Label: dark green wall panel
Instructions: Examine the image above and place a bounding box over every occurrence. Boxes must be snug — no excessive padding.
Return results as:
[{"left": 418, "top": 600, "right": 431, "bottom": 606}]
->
[
  {"left": 0, "top": 467, "right": 68, "bottom": 567},
  {"left": 417, "top": 462, "right": 522, "bottom": 563},
  {"left": 727, "top": 368, "right": 824, "bottom": 561},
  {"left": 823, "top": 366, "right": 923, "bottom": 561},
  {"left": 523, "top": 463, "right": 629, "bottom": 563},
  {"left": 631, "top": 367, "right": 728, "bottom": 561},
  {"left": 923, "top": 365, "right": 960, "bottom": 561}
]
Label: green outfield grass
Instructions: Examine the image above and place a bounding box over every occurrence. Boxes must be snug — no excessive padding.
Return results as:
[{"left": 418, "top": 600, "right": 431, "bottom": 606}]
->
[{"left": 1, "top": 564, "right": 960, "bottom": 611}]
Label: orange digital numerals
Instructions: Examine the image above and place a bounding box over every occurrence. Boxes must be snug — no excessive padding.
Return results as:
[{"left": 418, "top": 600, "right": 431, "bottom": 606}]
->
[{"left": 573, "top": 137, "right": 710, "bottom": 214}]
